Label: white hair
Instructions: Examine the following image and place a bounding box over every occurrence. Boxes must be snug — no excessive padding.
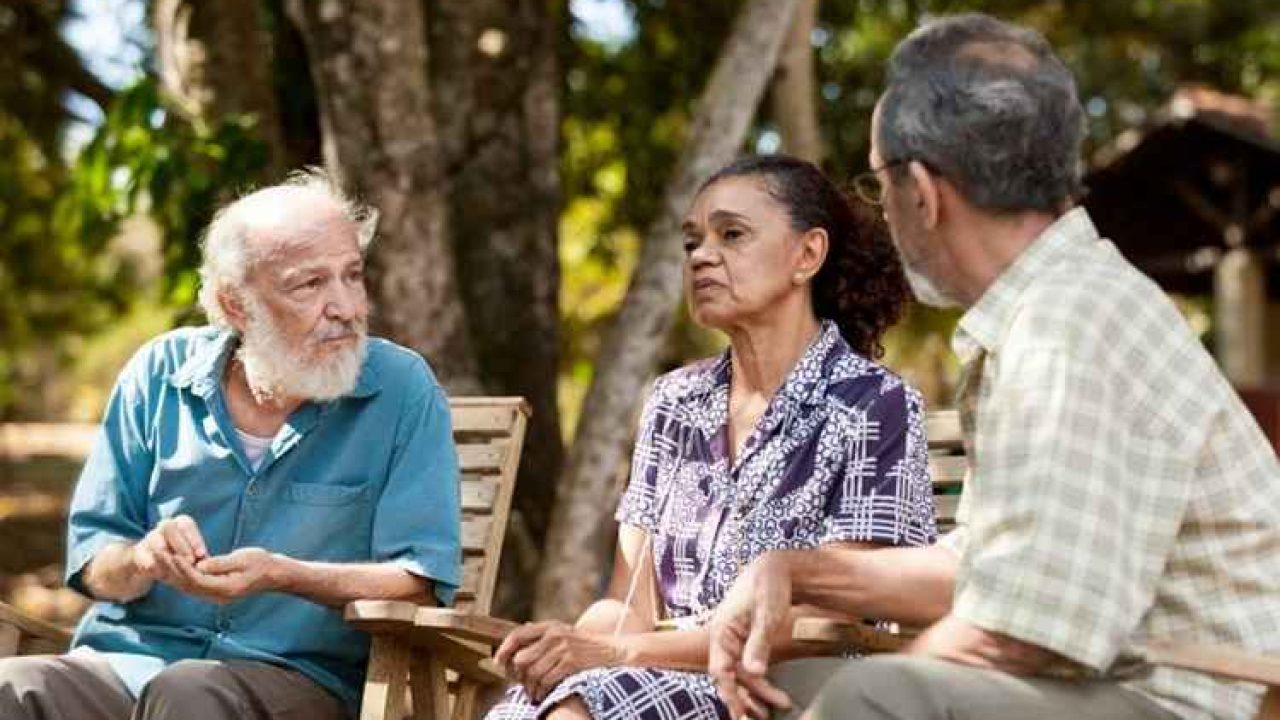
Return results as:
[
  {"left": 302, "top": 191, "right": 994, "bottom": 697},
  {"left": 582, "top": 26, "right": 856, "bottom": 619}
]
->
[
  {"left": 197, "top": 167, "right": 379, "bottom": 329},
  {"left": 236, "top": 291, "right": 368, "bottom": 402}
]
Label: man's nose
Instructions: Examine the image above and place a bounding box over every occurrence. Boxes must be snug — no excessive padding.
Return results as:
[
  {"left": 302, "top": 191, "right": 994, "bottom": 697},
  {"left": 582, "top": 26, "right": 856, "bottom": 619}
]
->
[{"left": 325, "top": 282, "right": 365, "bottom": 321}]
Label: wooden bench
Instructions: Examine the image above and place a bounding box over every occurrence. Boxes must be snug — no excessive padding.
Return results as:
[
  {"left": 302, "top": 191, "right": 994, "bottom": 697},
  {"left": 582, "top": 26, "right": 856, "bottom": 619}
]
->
[
  {"left": 0, "top": 396, "right": 530, "bottom": 720},
  {"left": 795, "top": 409, "right": 1280, "bottom": 720}
]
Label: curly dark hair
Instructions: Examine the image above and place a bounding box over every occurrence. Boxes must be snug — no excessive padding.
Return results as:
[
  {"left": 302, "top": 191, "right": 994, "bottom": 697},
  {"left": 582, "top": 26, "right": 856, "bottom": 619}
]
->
[{"left": 701, "top": 154, "right": 911, "bottom": 359}]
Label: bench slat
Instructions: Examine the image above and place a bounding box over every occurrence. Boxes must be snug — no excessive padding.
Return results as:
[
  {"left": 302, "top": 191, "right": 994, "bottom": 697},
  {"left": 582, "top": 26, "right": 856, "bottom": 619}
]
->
[
  {"left": 461, "top": 516, "right": 492, "bottom": 555},
  {"left": 460, "top": 477, "right": 499, "bottom": 513},
  {"left": 933, "top": 494, "right": 960, "bottom": 525},
  {"left": 929, "top": 455, "right": 967, "bottom": 487},
  {"left": 926, "top": 411, "right": 962, "bottom": 450},
  {"left": 456, "top": 444, "right": 505, "bottom": 473},
  {"left": 451, "top": 406, "right": 516, "bottom": 436}
]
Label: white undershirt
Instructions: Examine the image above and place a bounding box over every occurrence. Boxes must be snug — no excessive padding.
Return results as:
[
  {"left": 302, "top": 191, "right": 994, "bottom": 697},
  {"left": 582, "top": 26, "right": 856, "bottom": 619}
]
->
[{"left": 235, "top": 427, "right": 274, "bottom": 470}]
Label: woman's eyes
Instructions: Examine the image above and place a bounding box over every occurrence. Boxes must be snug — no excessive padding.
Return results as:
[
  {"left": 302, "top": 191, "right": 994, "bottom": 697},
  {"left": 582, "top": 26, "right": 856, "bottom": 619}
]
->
[{"left": 681, "top": 227, "right": 745, "bottom": 253}]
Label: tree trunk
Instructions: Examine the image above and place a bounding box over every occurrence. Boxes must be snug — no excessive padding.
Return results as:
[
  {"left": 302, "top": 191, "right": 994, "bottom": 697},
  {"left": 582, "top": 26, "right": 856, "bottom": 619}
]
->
[
  {"left": 772, "top": 0, "right": 823, "bottom": 163},
  {"left": 285, "top": 0, "right": 482, "bottom": 392},
  {"left": 153, "top": 0, "right": 289, "bottom": 174},
  {"left": 533, "top": 0, "right": 803, "bottom": 621},
  {"left": 426, "top": 0, "right": 566, "bottom": 619}
]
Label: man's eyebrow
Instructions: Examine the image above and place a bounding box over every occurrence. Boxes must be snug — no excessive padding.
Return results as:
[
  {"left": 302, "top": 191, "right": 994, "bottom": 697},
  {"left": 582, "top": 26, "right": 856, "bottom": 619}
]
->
[
  {"left": 278, "top": 263, "right": 328, "bottom": 281},
  {"left": 680, "top": 219, "right": 700, "bottom": 234}
]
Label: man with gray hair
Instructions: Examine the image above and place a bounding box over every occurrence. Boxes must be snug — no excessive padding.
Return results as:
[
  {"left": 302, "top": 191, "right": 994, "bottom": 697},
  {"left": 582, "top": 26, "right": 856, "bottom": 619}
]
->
[
  {"left": 708, "top": 13, "right": 1280, "bottom": 720},
  {"left": 0, "top": 171, "right": 462, "bottom": 720}
]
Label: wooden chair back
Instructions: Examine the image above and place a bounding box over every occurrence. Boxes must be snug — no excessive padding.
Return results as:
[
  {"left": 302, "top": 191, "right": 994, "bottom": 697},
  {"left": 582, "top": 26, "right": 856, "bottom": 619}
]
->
[
  {"left": 451, "top": 397, "right": 530, "bottom": 616},
  {"left": 926, "top": 410, "right": 965, "bottom": 533}
]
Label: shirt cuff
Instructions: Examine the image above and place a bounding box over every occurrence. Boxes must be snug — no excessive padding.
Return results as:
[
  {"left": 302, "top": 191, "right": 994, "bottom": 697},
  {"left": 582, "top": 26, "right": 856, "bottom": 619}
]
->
[
  {"left": 951, "top": 574, "right": 1116, "bottom": 672},
  {"left": 65, "top": 533, "right": 137, "bottom": 598},
  {"left": 390, "top": 556, "right": 458, "bottom": 607}
]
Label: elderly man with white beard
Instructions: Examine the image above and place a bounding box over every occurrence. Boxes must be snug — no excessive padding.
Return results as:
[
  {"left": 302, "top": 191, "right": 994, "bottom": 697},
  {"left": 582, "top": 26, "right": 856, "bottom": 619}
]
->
[{"left": 0, "top": 170, "right": 462, "bottom": 720}]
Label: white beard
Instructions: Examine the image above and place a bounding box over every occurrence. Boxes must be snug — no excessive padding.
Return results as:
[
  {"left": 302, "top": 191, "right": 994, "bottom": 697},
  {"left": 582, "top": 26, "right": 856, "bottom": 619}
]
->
[
  {"left": 236, "top": 297, "right": 367, "bottom": 403},
  {"left": 903, "top": 264, "right": 961, "bottom": 309}
]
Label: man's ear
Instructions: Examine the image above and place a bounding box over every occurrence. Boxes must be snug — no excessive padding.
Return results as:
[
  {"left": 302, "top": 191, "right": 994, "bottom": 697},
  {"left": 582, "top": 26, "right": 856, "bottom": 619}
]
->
[
  {"left": 795, "top": 227, "right": 829, "bottom": 284},
  {"left": 219, "top": 288, "right": 249, "bottom": 333},
  {"left": 908, "top": 161, "right": 941, "bottom": 230}
]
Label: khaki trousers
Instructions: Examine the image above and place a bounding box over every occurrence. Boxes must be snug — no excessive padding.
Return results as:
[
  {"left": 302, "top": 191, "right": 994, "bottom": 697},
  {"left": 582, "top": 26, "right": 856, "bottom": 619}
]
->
[
  {"left": 0, "top": 652, "right": 345, "bottom": 720},
  {"left": 769, "top": 656, "right": 1179, "bottom": 720}
]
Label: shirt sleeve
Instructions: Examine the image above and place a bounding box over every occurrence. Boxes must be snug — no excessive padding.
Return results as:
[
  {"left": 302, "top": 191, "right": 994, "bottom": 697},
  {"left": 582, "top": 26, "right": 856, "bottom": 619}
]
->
[
  {"left": 65, "top": 350, "right": 155, "bottom": 597},
  {"left": 615, "top": 378, "right": 669, "bottom": 532},
  {"left": 819, "top": 382, "right": 935, "bottom": 547},
  {"left": 951, "top": 344, "right": 1190, "bottom": 671},
  {"left": 372, "top": 382, "right": 462, "bottom": 606}
]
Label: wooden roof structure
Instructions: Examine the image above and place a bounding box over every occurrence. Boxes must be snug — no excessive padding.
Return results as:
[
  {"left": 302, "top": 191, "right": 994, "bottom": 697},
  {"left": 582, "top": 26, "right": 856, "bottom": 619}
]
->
[{"left": 1082, "top": 87, "right": 1280, "bottom": 297}]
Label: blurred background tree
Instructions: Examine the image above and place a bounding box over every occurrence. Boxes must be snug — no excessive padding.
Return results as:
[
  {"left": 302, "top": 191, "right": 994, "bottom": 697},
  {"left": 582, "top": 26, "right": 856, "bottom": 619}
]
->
[{"left": 0, "top": 0, "right": 1276, "bottom": 620}]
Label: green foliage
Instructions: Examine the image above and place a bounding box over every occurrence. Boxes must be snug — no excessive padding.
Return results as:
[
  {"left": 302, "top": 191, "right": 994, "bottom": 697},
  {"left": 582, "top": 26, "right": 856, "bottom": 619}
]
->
[
  {"left": 0, "top": 116, "right": 130, "bottom": 418},
  {"left": 57, "top": 78, "right": 270, "bottom": 313},
  {"left": 0, "top": 75, "right": 269, "bottom": 419},
  {"left": 558, "top": 0, "right": 1280, "bottom": 407}
]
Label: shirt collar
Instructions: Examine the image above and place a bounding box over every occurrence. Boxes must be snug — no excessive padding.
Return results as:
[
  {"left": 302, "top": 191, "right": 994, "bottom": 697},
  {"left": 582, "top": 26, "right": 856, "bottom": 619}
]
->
[
  {"left": 167, "top": 328, "right": 382, "bottom": 399},
  {"left": 774, "top": 319, "right": 840, "bottom": 408},
  {"left": 952, "top": 207, "right": 1100, "bottom": 359}
]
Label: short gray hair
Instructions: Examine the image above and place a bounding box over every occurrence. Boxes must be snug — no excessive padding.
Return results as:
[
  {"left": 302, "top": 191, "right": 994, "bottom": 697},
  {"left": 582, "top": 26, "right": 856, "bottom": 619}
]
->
[
  {"left": 197, "top": 168, "right": 378, "bottom": 329},
  {"left": 879, "top": 13, "right": 1084, "bottom": 213}
]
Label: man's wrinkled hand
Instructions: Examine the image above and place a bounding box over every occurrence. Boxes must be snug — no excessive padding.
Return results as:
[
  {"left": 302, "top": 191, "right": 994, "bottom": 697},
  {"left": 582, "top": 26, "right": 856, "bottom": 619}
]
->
[
  {"left": 130, "top": 515, "right": 210, "bottom": 593},
  {"left": 190, "top": 548, "right": 281, "bottom": 604},
  {"left": 709, "top": 551, "right": 795, "bottom": 720}
]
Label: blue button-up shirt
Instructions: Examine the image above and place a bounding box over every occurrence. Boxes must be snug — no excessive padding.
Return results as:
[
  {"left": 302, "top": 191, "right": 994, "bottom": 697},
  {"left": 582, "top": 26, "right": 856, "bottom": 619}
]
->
[{"left": 64, "top": 327, "right": 461, "bottom": 717}]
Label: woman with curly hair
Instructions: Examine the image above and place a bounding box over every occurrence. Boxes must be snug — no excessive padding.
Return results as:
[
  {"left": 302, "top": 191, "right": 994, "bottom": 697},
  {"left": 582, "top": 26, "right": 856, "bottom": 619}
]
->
[{"left": 488, "top": 155, "right": 936, "bottom": 720}]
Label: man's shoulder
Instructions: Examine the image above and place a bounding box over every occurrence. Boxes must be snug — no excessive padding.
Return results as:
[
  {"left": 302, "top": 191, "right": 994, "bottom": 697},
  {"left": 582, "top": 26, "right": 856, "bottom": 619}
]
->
[
  {"left": 1010, "top": 244, "right": 1182, "bottom": 354},
  {"left": 362, "top": 337, "right": 442, "bottom": 397},
  {"left": 123, "top": 325, "right": 225, "bottom": 384}
]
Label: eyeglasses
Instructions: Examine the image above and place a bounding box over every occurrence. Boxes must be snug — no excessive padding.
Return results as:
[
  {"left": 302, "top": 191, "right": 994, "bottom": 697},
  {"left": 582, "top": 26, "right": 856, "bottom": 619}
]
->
[{"left": 851, "top": 158, "right": 912, "bottom": 206}]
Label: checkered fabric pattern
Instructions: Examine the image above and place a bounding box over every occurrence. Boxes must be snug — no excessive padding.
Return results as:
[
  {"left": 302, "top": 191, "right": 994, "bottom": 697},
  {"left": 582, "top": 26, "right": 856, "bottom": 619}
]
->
[
  {"left": 488, "top": 668, "right": 726, "bottom": 720},
  {"left": 945, "top": 207, "right": 1280, "bottom": 720}
]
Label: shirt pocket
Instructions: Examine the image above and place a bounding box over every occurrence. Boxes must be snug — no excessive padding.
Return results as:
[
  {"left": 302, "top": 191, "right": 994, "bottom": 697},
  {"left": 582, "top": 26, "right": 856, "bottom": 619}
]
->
[{"left": 283, "top": 480, "right": 370, "bottom": 506}]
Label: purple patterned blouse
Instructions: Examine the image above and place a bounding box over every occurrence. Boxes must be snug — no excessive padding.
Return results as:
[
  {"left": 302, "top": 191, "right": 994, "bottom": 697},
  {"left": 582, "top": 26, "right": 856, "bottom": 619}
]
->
[{"left": 616, "top": 320, "right": 936, "bottom": 622}]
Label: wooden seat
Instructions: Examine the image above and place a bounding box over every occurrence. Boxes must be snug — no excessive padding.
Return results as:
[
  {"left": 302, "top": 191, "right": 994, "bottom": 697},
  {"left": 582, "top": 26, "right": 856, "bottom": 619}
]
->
[
  {"left": 794, "top": 409, "right": 1280, "bottom": 720},
  {"left": 0, "top": 396, "right": 530, "bottom": 720}
]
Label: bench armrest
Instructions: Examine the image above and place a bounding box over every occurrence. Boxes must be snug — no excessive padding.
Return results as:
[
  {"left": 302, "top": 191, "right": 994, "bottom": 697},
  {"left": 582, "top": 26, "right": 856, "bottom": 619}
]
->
[
  {"left": 791, "top": 616, "right": 914, "bottom": 654},
  {"left": 0, "top": 601, "right": 73, "bottom": 657},
  {"left": 1144, "top": 642, "right": 1280, "bottom": 687},
  {"left": 345, "top": 601, "right": 515, "bottom": 684}
]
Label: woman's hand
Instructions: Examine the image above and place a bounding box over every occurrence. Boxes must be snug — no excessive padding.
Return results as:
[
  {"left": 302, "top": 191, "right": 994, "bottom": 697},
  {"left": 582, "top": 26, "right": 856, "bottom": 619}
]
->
[{"left": 494, "top": 621, "right": 630, "bottom": 702}]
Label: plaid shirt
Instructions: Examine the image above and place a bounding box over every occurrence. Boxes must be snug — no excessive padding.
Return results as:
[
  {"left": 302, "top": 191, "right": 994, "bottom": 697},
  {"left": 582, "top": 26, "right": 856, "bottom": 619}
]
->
[{"left": 944, "top": 208, "right": 1280, "bottom": 720}]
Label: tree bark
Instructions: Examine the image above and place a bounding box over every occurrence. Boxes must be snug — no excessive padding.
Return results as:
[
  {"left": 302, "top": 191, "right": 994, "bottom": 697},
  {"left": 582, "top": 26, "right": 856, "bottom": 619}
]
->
[
  {"left": 772, "top": 0, "right": 823, "bottom": 163},
  {"left": 533, "top": 0, "right": 803, "bottom": 621},
  {"left": 286, "top": 0, "right": 482, "bottom": 392},
  {"left": 426, "top": 0, "right": 565, "bottom": 619},
  {"left": 153, "top": 0, "right": 288, "bottom": 174}
]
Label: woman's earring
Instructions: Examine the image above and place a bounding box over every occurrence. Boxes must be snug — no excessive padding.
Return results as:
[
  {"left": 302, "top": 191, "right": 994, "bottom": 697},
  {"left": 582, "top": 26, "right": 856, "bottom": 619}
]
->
[{"left": 793, "top": 273, "right": 806, "bottom": 285}]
